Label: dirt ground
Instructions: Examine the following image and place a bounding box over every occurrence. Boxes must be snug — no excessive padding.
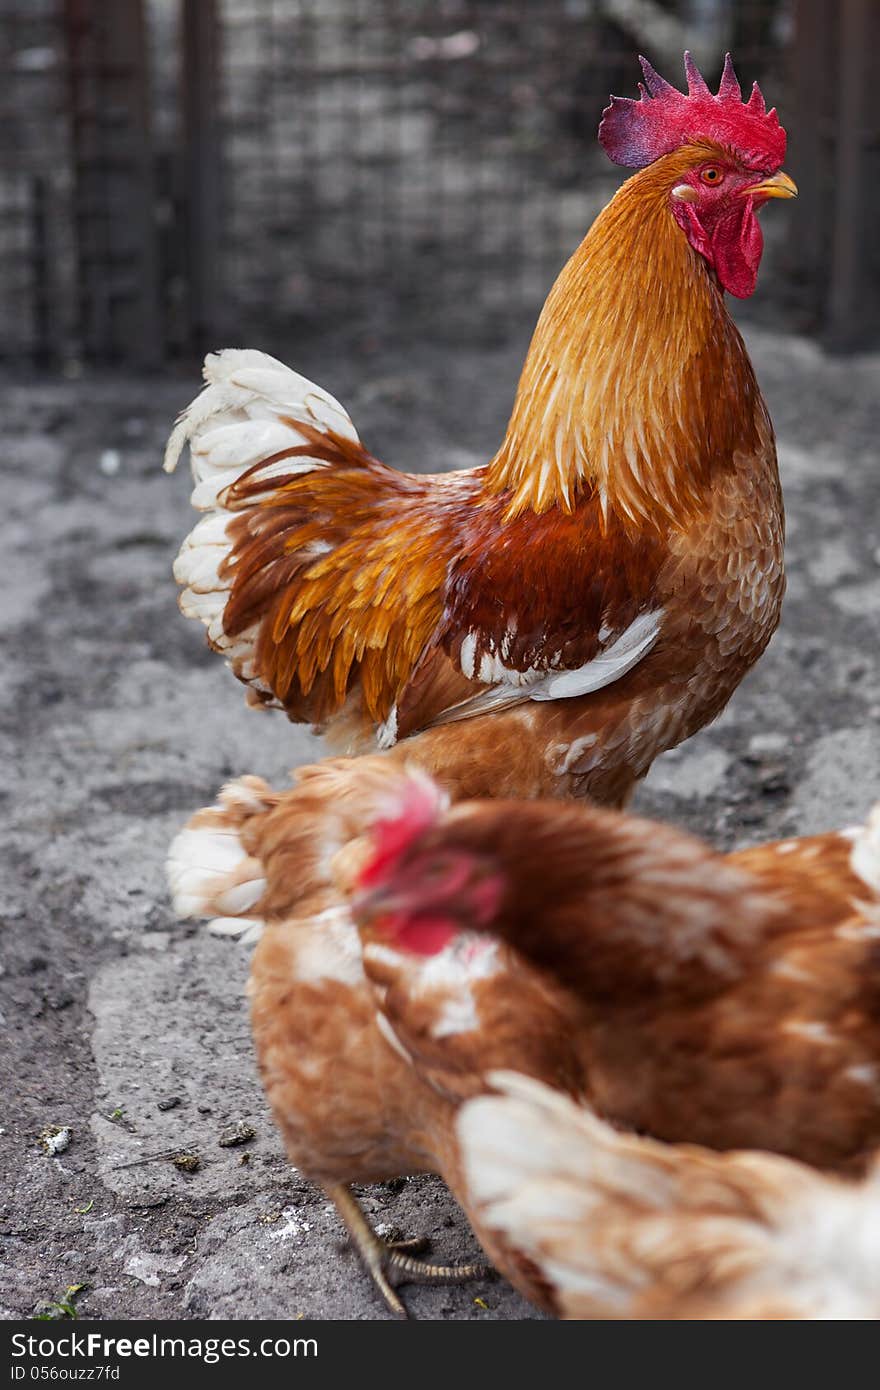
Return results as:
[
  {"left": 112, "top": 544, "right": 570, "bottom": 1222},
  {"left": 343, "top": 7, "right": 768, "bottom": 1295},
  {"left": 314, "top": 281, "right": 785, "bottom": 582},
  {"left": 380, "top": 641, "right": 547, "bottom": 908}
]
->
[{"left": 2, "top": 319, "right": 879, "bottom": 1322}]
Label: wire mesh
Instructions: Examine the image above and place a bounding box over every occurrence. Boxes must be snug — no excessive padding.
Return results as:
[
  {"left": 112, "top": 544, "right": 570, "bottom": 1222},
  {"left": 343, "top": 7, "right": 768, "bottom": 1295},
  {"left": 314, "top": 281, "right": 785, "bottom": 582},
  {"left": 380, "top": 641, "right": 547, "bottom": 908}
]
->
[
  {"left": 209, "top": 0, "right": 792, "bottom": 348},
  {"left": 0, "top": 0, "right": 75, "bottom": 363},
  {"left": 0, "top": 0, "right": 817, "bottom": 365}
]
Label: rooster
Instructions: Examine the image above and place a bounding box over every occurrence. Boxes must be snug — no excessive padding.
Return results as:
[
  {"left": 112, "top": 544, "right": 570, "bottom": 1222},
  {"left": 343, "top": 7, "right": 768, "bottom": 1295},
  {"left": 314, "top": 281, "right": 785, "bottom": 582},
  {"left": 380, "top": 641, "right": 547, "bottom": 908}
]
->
[
  {"left": 458, "top": 1071, "right": 880, "bottom": 1320},
  {"left": 350, "top": 785, "right": 880, "bottom": 1174},
  {"left": 169, "top": 759, "right": 880, "bottom": 1315},
  {"left": 164, "top": 53, "right": 795, "bottom": 808}
]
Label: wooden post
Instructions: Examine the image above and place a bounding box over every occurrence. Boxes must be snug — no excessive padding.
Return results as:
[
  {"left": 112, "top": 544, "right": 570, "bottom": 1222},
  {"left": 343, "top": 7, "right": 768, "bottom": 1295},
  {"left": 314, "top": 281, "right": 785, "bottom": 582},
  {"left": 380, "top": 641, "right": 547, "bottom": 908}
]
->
[
  {"left": 784, "top": 0, "right": 833, "bottom": 328},
  {"left": 180, "top": 0, "right": 223, "bottom": 355},
  {"left": 788, "top": 0, "right": 878, "bottom": 348},
  {"left": 64, "top": 0, "right": 163, "bottom": 366},
  {"left": 30, "top": 175, "right": 51, "bottom": 368},
  {"left": 825, "top": 0, "right": 876, "bottom": 350}
]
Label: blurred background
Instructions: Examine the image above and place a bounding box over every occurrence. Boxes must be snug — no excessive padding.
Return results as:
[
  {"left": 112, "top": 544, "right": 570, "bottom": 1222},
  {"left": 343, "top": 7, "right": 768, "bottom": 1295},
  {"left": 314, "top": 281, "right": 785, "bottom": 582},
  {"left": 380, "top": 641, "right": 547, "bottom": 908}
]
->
[{"left": 1, "top": 0, "right": 877, "bottom": 373}]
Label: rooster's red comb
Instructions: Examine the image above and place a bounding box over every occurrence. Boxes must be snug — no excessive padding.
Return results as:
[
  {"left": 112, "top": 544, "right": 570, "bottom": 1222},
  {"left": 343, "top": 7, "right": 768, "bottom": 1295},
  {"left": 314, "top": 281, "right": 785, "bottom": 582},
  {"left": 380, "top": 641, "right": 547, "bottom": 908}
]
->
[{"left": 599, "top": 52, "right": 786, "bottom": 172}]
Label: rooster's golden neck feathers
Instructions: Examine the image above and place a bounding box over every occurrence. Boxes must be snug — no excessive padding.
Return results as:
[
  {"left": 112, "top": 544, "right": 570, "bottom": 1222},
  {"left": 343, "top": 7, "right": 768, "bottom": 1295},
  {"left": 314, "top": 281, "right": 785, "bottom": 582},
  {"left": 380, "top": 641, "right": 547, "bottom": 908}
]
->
[{"left": 486, "top": 146, "right": 766, "bottom": 528}]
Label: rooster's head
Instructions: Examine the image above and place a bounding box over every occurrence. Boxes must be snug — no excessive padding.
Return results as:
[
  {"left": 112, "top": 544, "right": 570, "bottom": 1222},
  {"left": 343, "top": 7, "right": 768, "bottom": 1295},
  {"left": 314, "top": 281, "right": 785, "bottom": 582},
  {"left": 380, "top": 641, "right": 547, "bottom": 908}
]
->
[{"left": 599, "top": 52, "right": 796, "bottom": 298}]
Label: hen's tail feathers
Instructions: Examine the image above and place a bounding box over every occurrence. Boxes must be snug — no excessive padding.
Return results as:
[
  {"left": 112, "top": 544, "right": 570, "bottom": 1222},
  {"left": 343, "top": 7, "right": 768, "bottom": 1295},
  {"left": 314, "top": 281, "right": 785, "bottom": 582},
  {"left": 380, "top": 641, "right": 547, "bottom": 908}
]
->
[
  {"left": 458, "top": 1072, "right": 880, "bottom": 1319},
  {"left": 166, "top": 775, "right": 277, "bottom": 945},
  {"left": 164, "top": 349, "right": 359, "bottom": 704},
  {"left": 166, "top": 758, "right": 442, "bottom": 946}
]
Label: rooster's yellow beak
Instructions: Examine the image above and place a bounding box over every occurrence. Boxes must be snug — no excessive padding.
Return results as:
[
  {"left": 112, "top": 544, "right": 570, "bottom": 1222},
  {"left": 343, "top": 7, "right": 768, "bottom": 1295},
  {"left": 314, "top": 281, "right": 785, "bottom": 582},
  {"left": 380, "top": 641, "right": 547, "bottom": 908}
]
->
[{"left": 743, "top": 170, "right": 798, "bottom": 200}]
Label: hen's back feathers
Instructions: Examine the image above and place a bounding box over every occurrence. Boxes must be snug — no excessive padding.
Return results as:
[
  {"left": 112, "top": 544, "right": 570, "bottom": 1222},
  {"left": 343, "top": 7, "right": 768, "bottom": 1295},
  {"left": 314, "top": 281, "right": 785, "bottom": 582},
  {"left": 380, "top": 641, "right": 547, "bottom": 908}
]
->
[
  {"left": 165, "top": 773, "right": 277, "bottom": 943},
  {"left": 347, "top": 781, "right": 880, "bottom": 1170}
]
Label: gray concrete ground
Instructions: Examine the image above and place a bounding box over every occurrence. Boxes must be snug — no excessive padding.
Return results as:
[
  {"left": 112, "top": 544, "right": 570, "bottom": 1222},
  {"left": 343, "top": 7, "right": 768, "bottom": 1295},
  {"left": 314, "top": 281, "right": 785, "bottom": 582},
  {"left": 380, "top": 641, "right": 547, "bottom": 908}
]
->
[{"left": 2, "top": 323, "right": 879, "bottom": 1321}]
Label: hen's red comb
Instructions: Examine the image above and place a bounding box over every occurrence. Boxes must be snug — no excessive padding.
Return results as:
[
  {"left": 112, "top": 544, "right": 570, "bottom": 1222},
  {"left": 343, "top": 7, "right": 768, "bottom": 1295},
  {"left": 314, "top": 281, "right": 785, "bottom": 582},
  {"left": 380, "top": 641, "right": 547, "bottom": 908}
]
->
[
  {"left": 356, "top": 773, "right": 446, "bottom": 890},
  {"left": 599, "top": 52, "right": 786, "bottom": 172}
]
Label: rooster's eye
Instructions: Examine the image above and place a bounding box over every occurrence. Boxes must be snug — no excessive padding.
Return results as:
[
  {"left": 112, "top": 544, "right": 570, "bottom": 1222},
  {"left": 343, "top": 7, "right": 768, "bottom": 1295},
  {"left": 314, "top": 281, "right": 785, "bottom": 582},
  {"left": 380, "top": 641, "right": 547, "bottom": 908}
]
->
[{"left": 701, "top": 167, "right": 723, "bottom": 185}]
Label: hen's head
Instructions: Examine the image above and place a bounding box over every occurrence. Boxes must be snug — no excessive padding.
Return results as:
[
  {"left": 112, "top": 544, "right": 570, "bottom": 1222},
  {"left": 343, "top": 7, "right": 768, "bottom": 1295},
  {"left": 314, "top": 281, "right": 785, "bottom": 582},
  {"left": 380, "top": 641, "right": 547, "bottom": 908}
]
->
[
  {"left": 599, "top": 52, "right": 796, "bottom": 298},
  {"left": 346, "top": 774, "right": 505, "bottom": 956}
]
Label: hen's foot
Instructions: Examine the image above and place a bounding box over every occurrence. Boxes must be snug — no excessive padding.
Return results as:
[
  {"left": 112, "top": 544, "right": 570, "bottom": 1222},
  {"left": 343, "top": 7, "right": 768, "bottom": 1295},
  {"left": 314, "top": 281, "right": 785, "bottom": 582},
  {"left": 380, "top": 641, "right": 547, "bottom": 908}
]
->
[{"left": 325, "top": 1182, "right": 488, "bottom": 1319}]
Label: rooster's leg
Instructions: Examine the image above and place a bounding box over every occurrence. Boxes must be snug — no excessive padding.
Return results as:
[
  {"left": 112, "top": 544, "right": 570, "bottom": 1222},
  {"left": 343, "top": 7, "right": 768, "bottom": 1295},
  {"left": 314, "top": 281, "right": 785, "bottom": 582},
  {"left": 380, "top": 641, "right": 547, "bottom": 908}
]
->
[{"left": 324, "top": 1182, "right": 488, "bottom": 1319}]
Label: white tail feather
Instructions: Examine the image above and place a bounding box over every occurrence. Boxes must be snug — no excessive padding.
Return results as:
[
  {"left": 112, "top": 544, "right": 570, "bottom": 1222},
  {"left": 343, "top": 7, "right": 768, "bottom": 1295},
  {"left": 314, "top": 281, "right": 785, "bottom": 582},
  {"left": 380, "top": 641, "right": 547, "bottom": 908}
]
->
[
  {"left": 851, "top": 803, "right": 880, "bottom": 897},
  {"left": 172, "top": 545, "right": 226, "bottom": 595},
  {"left": 163, "top": 348, "right": 358, "bottom": 476},
  {"left": 164, "top": 348, "right": 360, "bottom": 699},
  {"left": 207, "top": 916, "right": 265, "bottom": 946},
  {"left": 166, "top": 776, "right": 275, "bottom": 944}
]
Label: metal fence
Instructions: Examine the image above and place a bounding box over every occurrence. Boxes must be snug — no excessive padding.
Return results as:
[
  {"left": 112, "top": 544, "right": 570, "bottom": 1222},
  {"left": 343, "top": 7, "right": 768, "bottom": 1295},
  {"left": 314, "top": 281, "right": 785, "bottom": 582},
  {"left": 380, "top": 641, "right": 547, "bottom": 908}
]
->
[
  {"left": 0, "top": 0, "right": 73, "bottom": 363},
  {"left": 0, "top": 0, "right": 875, "bottom": 368}
]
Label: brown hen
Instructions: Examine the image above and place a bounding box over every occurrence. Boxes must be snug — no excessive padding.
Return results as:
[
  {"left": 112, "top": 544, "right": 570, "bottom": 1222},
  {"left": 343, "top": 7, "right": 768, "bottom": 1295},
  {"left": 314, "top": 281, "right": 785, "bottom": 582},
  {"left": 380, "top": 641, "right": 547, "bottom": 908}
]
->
[
  {"left": 353, "top": 786, "right": 880, "bottom": 1173},
  {"left": 167, "top": 756, "right": 586, "bottom": 1315}
]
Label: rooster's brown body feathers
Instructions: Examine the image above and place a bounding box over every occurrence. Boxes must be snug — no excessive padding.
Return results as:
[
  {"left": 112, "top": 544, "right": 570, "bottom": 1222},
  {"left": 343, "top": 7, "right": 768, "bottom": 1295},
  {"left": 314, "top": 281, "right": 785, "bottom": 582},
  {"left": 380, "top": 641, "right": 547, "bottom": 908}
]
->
[{"left": 166, "top": 146, "right": 784, "bottom": 808}]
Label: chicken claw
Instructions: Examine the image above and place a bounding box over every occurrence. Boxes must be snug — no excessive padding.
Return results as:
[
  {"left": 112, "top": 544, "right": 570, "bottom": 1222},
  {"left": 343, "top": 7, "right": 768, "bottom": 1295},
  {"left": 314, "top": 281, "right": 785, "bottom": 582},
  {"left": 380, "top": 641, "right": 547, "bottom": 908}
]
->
[{"left": 325, "top": 1183, "right": 489, "bottom": 1319}]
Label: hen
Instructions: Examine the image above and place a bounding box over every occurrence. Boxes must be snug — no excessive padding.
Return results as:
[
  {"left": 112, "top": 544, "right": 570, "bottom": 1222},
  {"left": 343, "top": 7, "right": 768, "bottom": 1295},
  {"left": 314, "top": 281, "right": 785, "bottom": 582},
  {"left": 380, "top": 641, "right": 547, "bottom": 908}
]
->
[
  {"left": 352, "top": 786, "right": 880, "bottom": 1173},
  {"left": 167, "top": 758, "right": 589, "bottom": 1316},
  {"left": 164, "top": 53, "right": 795, "bottom": 807},
  {"left": 169, "top": 758, "right": 880, "bottom": 1315},
  {"left": 458, "top": 1071, "right": 880, "bottom": 1320}
]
